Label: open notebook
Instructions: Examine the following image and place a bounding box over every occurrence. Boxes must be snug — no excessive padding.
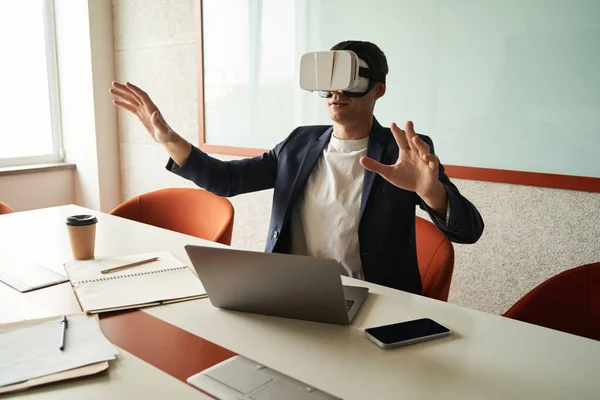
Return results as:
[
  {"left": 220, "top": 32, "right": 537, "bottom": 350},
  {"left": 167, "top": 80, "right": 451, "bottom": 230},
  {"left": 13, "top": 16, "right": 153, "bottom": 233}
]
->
[{"left": 64, "top": 251, "right": 207, "bottom": 313}]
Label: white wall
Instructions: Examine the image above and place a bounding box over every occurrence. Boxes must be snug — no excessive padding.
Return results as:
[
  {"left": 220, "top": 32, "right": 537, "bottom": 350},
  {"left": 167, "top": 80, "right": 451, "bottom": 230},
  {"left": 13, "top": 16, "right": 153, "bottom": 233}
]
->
[
  {"left": 113, "top": 0, "right": 198, "bottom": 201},
  {"left": 111, "top": 0, "right": 600, "bottom": 315},
  {"left": 0, "top": 168, "right": 75, "bottom": 211},
  {"left": 54, "top": 0, "right": 121, "bottom": 212}
]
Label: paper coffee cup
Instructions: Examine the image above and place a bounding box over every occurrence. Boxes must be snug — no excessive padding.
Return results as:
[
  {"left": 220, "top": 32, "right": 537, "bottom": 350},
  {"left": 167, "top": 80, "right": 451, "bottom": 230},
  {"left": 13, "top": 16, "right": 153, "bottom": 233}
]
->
[{"left": 66, "top": 215, "right": 98, "bottom": 260}]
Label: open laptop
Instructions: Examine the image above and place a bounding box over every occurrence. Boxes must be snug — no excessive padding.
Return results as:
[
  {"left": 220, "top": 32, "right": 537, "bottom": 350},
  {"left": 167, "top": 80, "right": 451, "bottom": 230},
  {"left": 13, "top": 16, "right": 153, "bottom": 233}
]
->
[{"left": 184, "top": 245, "right": 369, "bottom": 325}]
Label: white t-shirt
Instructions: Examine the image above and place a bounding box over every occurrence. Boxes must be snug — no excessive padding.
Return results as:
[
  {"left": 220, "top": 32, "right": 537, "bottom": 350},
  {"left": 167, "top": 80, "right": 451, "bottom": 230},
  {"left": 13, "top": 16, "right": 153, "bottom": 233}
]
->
[{"left": 290, "top": 135, "right": 369, "bottom": 279}]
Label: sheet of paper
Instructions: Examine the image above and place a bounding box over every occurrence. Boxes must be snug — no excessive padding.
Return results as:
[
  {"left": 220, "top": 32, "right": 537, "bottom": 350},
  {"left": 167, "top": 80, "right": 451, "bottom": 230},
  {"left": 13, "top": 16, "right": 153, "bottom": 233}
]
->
[
  {"left": 0, "top": 314, "right": 118, "bottom": 387},
  {"left": 0, "top": 251, "right": 68, "bottom": 292}
]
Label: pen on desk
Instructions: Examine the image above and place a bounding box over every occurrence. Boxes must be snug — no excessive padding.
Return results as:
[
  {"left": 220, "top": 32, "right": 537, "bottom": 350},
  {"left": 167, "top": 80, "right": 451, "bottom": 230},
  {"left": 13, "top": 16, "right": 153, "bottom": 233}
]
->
[
  {"left": 59, "top": 315, "right": 68, "bottom": 351},
  {"left": 100, "top": 256, "right": 159, "bottom": 274}
]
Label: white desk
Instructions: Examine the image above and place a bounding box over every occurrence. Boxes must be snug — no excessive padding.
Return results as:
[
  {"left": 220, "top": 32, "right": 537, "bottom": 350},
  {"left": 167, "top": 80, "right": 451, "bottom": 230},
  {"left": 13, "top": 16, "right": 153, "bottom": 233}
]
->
[
  {"left": 0, "top": 281, "right": 55, "bottom": 324},
  {"left": 147, "top": 286, "right": 600, "bottom": 400},
  {"left": 1, "top": 205, "right": 599, "bottom": 399},
  {"left": 0, "top": 204, "right": 224, "bottom": 280}
]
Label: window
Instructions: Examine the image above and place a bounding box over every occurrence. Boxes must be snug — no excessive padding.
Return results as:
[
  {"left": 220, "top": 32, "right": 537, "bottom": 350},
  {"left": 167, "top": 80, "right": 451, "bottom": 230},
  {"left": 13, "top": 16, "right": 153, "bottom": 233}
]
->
[{"left": 0, "top": 0, "right": 62, "bottom": 168}]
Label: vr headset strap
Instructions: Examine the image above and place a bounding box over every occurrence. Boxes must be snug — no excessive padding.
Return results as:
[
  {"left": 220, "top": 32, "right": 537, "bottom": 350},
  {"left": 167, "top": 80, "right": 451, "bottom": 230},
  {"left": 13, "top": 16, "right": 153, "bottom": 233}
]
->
[{"left": 358, "top": 67, "right": 386, "bottom": 84}]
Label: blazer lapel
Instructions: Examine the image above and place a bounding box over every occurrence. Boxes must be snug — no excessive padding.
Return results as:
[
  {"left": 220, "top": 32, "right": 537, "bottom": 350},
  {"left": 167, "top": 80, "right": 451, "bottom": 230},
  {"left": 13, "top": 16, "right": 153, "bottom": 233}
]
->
[
  {"left": 360, "top": 119, "right": 391, "bottom": 221},
  {"left": 283, "top": 127, "right": 332, "bottom": 221}
]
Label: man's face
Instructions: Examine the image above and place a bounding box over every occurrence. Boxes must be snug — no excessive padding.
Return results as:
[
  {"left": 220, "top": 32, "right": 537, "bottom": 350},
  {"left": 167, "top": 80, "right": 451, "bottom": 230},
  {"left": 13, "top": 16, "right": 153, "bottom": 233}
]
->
[{"left": 325, "top": 83, "right": 386, "bottom": 125}]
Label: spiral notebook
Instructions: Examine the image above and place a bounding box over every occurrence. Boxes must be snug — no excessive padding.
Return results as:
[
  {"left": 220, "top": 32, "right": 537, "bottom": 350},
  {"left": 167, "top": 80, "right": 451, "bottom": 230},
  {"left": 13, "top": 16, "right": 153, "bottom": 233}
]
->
[{"left": 64, "top": 251, "right": 207, "bottom": 313}]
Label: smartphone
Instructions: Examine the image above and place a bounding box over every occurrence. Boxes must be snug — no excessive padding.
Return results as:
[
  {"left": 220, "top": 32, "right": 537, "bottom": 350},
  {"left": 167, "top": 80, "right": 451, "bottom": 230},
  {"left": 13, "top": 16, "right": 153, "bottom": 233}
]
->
[{"left": 365, "top": 318, "right": 451, "bottom": 349}]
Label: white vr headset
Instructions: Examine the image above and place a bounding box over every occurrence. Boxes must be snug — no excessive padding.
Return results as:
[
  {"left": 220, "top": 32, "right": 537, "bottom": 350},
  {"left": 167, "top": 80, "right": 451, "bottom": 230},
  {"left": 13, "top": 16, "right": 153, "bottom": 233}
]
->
[{"left": 299, "top": 50, "right": 386, "bottom": 98}]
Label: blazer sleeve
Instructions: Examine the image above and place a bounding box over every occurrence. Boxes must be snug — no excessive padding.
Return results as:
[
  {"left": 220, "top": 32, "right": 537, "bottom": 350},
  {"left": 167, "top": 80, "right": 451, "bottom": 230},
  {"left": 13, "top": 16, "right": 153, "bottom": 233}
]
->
[
  {"left": 417, "top": 136, "right": 485, "bottom": 244},
  {"left": 165, "top": 138, "right": 288, "bottom": 198}
]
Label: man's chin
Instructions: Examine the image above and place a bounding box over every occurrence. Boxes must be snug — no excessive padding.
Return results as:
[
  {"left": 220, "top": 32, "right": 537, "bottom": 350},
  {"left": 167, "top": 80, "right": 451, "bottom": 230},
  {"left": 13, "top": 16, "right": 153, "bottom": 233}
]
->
[{"left": 328, "top": 112, "right": 349, "bottom": 123}]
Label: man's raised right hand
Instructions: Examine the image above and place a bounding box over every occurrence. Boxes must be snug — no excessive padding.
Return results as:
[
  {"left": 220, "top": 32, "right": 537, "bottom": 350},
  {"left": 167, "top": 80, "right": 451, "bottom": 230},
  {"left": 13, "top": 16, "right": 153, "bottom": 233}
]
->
[{"left": 110, "top": 81, "right": 173, "bottom": 144}]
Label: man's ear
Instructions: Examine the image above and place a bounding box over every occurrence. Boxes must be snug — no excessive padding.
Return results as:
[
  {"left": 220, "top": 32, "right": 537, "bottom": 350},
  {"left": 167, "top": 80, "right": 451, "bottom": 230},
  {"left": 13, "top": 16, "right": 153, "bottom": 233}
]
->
[{"left": 374, "top": 83, "right": 386, "bottom": 99}]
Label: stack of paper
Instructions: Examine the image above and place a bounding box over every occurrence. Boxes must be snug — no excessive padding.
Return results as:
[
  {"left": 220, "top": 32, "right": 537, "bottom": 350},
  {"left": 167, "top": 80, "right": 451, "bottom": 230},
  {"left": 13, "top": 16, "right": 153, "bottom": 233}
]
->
[{"left": 0, "top": 314, "right": 118, "bottom": 393}]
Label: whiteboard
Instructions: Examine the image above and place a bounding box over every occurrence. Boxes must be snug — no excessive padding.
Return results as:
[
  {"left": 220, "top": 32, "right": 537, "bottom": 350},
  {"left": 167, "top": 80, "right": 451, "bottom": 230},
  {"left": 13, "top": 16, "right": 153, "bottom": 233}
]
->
[{"left": 202, "top": 0, "right": 600, "bottom": 178}]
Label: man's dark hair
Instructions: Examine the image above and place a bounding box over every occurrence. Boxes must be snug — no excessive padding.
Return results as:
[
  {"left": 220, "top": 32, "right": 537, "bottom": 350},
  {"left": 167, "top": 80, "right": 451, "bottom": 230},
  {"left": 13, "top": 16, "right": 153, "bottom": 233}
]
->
[{"left": 330, "top": 40, "right": 389, "bottom": 80}]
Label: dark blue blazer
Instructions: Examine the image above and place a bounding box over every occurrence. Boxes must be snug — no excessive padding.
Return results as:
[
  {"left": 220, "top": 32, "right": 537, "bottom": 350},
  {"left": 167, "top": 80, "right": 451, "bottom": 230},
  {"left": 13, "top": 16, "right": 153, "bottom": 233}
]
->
[{"left": 167, "top": 118, "right": 484, "bottom": 294}]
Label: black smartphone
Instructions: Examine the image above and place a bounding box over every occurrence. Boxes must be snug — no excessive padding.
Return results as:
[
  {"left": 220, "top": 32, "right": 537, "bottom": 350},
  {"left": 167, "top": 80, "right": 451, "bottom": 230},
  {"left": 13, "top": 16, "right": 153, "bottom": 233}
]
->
[{"left": 365, "top": 318, "right": 451, "bottom": 349}]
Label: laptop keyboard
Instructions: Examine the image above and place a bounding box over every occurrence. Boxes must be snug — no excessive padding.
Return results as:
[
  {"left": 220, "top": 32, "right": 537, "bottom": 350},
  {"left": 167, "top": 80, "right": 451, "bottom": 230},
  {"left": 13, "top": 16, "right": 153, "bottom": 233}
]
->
[{"left": 345, "top": 299, "right": 355, "bottom": 312}]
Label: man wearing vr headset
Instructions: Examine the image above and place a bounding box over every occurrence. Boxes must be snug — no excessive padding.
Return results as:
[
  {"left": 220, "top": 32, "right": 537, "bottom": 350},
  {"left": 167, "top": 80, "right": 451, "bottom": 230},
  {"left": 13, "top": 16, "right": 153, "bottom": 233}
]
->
[{"left": 110, "top": 40, "right": 484, "bottom": 295}]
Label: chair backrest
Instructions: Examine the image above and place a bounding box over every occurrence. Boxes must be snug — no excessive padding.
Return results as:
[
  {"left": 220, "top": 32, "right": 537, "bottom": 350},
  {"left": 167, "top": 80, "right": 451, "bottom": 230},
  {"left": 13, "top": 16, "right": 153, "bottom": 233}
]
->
[
  {"left": 415, "top": 216, "right": 455, "bottom": 301},
  {"left": 0, "top": 201, "right": 15, "bottom": 215},
  {"left": 110, "top": 188, "right": 235, "bottom": 245},
  {"left": 503, "top": 262, "right": 600, "bottom": 341}
]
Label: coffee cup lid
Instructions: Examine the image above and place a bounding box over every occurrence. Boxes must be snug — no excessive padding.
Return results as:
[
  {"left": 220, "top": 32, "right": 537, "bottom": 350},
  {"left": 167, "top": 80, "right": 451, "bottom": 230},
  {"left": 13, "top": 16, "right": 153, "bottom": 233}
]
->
[{"left": 66, "top": 214, "right": 98, "bottom": 226}]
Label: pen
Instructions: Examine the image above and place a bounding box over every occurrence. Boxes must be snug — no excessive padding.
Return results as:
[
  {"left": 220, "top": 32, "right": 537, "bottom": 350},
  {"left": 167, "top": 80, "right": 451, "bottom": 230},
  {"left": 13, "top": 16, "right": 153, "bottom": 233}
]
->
[
  {"left": 59, "top": 315, "right": 68, "bottom": 351},
  {"left": 100, "top": 256, "right": 159, "bottom": 274}
]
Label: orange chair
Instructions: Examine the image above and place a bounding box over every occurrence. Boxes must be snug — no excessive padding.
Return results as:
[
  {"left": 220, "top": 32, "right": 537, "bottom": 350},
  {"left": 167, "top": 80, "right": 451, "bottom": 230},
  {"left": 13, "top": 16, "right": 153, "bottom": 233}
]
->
[
  {"left": 110, "top": 188, "right": 234, "bottom": 246},
  {"left": 503, "top": 262, "right": 600, "bottom": 341},
  {"left": 415, "top": 216, "right": 455, "bottom": 301},
  {"left": 0, "top": 201, "right": 15, "bottom": 215}
]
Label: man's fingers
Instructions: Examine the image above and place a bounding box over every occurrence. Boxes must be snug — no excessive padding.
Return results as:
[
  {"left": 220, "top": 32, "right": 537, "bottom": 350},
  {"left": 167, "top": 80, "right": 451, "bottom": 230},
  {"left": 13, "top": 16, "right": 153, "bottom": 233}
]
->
[
  {"left": 112, "top": 81, "right": 128, "bottom": 90},
  {"left": 113, "top": 100, "right": 137, "bottom": 114},
  {"left": 390, "top": 122, "right": 410, "bottom": 151},
  {"left": 109, "top": 88, "right": 139, "bottom": 106},
  {"left": 403, "top": 121, "right": 419, "bottom": 152},
  {"left": 412, "top": 135, "right": 430, "bottom": 158},
  {"left": 402, "top": 120, "right": 433, "bottom": 159},
  {"left": 112, "top": 81, "right": 138, "bottom": 99},
  {"left": 113, "top": 81, "right": 144, "bottom": 106},
  {"left": 124, "top": 81, "right": 149, "bottom": 106},
  {"left": 421, "top": 153, "right": 439, "bottom": 170},
  {"left": 359, "top": 156, "right": 394, "bottom": 178}
]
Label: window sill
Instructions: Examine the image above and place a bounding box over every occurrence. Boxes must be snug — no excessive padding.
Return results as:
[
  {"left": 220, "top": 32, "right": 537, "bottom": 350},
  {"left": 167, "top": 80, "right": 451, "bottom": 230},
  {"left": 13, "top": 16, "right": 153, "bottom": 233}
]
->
[{"left": 0, "top": 162, "right": 76, "bottom": 177}]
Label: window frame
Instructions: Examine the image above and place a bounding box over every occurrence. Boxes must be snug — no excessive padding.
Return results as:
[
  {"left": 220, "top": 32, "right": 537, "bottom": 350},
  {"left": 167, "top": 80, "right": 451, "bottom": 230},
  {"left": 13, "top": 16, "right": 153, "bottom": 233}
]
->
[{"left": 0, "top": 0, "right": 63, "bottom": 168}]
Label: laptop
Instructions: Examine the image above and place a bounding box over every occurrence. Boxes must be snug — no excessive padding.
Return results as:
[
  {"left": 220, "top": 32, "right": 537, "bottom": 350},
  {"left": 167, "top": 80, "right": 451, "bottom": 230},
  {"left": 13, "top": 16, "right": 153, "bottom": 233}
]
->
[{"left": 184, "top": 245, "right": 369, "bottom": 325}]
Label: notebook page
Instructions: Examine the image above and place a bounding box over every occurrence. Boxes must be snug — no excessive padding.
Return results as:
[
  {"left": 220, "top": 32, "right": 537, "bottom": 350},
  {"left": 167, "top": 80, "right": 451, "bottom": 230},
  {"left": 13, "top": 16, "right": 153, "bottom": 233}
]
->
[
  {"left": 72, "top": 267, "right": 206, "bottom": 312},
  {"left": 64, "top": 251, "right": 186, "bottom": 283}
]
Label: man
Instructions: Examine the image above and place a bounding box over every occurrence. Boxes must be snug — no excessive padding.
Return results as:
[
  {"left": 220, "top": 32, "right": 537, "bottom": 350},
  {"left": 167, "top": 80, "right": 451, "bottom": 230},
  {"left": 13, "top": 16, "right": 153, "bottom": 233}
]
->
[{"left": 110, "top": 40, "right": 484, "bottom": 295}]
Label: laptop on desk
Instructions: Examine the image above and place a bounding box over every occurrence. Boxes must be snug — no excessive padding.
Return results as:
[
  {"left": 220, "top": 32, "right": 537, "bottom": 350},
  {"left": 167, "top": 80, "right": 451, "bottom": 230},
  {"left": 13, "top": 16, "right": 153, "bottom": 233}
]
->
[{"left": 184, "top": 245, "right": 369, "bottom": 325}]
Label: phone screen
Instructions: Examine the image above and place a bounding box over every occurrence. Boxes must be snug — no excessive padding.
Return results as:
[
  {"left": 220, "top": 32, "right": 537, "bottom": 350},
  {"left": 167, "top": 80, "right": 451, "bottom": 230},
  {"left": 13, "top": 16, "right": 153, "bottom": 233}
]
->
[{"left": 365, "top": 318, "right": 450, "bottom": 345}]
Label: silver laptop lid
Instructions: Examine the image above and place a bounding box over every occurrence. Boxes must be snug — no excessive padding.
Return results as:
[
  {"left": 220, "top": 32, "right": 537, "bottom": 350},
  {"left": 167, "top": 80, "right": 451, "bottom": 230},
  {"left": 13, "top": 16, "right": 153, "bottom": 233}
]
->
[{"left": 184, "top": 245, "right": 353, "bottom": 324}]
